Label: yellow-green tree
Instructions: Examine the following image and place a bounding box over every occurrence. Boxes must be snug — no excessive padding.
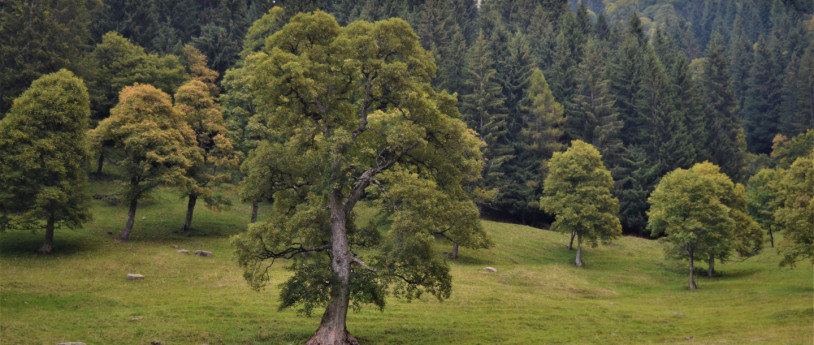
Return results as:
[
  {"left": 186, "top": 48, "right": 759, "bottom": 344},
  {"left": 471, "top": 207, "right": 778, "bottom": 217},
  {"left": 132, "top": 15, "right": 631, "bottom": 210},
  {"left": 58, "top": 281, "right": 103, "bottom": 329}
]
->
[
  {"left": 541, "top": 140, "right": 621, "bottom": 267},
  {"left": 230, "top": 12, "right": 489, "bottom": 345},
  {"left": 174, "top": 80, "right": 239, "bottom": 232},
  {"left": 0, "top": 70, "right": 92, "bottom": 253},
  {"left": 648, "top": 162, "right": 762, "bottom": 289},
  {"left": 773, "top": 151, "right": 814, "bottom": 267},
  {"left": 91, "top": 84, "right": 199, "bottom": 241}
]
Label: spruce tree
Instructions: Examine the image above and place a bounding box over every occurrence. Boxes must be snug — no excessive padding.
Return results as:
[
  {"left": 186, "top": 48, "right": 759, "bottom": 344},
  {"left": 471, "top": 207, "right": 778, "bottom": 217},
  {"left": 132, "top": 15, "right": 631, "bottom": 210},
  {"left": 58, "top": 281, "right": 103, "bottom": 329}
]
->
[
  {"left": 700, "top": 37, "right": 747, "bottom": 181},
  {"left": 0, "top": 70, "right": 92, "bottom": 253},
  {"left": 608, "top": 34, "right": 645, "bottom": 147},
  {"left": 672, "top": 54, "right": 708, "bottom": 162},
  {"left": 744, "top": 36, "right": 782, "bottom": 154}
]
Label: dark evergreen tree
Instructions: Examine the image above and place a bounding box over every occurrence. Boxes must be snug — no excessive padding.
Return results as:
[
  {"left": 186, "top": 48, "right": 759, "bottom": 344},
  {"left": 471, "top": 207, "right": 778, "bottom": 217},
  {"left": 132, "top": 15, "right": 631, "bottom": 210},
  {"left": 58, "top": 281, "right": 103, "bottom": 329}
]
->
[
  {"left": 498, "top": 32, "right": 535, "bottom": 135},
  {"left": 614, "top": 145, "right": 658, "bottom": 236},
  {"left": 699, "top": 36, "right": 747, "bottom": 181},
  {"left": 729, "top": 14, "right": 754, "bottom": 112},
  {"left": 608, "top": 34, "right": 645, "bottom": 147},
  {"left": 744, "top": 36, "right": 782, "bottom": 154},
  {"left": 671, "top": 54, "right": 708, "bottom": 162}
]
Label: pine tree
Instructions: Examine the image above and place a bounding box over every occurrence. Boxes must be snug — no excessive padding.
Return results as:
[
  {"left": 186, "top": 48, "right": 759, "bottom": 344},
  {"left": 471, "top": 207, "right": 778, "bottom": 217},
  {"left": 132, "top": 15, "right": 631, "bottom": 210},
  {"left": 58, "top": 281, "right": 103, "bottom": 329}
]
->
[
  {"left": 608, "top": 34, "right": 645, "bottom": 147},
  {"left": 615, "top": 146, "right": 659, "bottom": 235},
  {"left": 744, "top": 36, "right": 782, "bottom": 154},
  {"left": 672, "top": 54, "right": 708, "bottom": 162},
  {"left": 729, "top": 14, "right": 754, "bottom": 111},
  {"left": 779, "top": 44, "right": 814, "bottom": 137},
  {"left": 0, "top": 70, "right": 92, "bottom": 253},
  {"left": 461, "top": 31, "right": 513, "bottom": 207},
  {"left": 700, "top": 36, "right": 748, "bottom": 181},
  {"left": 498, "top": 32, "right": 534, "bottom": 135}
]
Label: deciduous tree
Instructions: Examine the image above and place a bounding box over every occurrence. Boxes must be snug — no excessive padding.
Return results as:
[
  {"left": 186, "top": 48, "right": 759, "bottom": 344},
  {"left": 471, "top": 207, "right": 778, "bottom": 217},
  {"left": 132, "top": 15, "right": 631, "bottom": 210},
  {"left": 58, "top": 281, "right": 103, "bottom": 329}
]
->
[
  {"left": 540, "top": 140, "right": 621, "bottom": 267},
  {"left": 230, "top": 12, "right": 490, "bottom": 345},
  {"left": 772, "top": 151, "right": 814, "bottom": 267},
  {"left": 0, "top": 70, "right": 92, "bottom": 253},
  {"left": 90, "top": 84, "right": 198, "bottom": 241}
]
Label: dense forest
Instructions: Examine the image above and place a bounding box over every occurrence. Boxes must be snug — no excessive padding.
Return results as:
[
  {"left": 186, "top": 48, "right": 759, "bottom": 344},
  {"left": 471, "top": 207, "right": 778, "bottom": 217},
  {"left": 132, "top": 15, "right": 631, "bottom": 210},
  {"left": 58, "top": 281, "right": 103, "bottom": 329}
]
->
[{"left": 1, "top": 0, "right": 812, "bottom": 237}]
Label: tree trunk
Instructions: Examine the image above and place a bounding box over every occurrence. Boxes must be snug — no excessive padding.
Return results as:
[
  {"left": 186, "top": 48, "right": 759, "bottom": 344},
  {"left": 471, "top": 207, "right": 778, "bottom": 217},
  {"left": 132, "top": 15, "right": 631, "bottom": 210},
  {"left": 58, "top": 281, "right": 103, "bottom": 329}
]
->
[
  {"left": 569, "top": 230, "right": 576, "bottom": 250},
  {"left": 768, "top": 228, "right": 774, "bottom": 248},
  {"left": 707, "top": 253, "right": 715, "bottom": 278},
  {"left": 575, "top": 235, "right": 583, "bottom": 267},
  {"left": 183, "top": 193, "right": 197, "bottom": 232},
  {"left": 37, "top": 213, "right": 55, "bottom": 254},
  {"left": 688, "top": 247, "right": 697, "bottom": 290},
  {"left": 450, "top": 242, "right": 459, "bottom": 259},
  {"left": 307, "top": 193, "right": 357, "bottom": 345},
  {"left": 120, "top": 198, "right": 138, "bottom": 242},
  {"left": 250, "top": 202, "right": 258, "bottom": 223},
  {"left": 96, "top": 152, "right": 104, "bottom": 175}
]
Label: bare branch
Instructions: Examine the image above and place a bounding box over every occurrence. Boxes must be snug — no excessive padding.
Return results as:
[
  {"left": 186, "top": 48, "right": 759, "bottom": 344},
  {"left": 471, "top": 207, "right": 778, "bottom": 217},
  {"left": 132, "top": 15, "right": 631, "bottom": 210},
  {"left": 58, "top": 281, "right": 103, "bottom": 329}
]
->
[{"left": 350, "top": 255, "right": 377, "bottom": 272}]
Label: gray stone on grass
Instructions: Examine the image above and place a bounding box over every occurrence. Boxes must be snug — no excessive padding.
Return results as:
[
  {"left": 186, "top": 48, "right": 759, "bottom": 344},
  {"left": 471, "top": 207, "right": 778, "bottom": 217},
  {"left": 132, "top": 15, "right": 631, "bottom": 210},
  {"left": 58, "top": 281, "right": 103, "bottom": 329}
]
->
[
  {"left": 56, "top": 343, "right": 86, "bottom": 345},
  {"left": 484, "top": 267, "right": 497, "bottom": 273},
  {"left": 127, "top": 274, "right": 144, "bottom": 280},
  {"left": 177, "top": 249, "right": 189, "bottom": 254},
  {"left": 194, "top": 250, "right": 213, "bottom": 257}
]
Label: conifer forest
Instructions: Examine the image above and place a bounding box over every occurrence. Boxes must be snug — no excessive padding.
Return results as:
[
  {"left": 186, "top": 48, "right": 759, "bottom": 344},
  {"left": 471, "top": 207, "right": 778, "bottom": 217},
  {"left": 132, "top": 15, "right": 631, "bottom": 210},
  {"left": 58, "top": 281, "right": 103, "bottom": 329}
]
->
[{"left": 0, "top": 1, "right": 812, "bottom": 344}]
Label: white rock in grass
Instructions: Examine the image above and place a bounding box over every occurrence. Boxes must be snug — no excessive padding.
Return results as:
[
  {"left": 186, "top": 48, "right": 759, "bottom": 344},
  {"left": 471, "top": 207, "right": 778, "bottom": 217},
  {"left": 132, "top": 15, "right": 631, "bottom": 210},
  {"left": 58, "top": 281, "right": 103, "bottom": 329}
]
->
[
  {"left": 57, "top": 343, "right": 86, "bottom": 345},
  {"left": 177, "top": 249, "right": 189, "bottom": 254},
  {"left": 194, "top": 250, "right": 213, "bottom": 257},
  {"left": 484, "top": 267, "right": 497, "bottom": 273},
  {"left": 127, "top": 274, "right": 144, "bottom": 280}
]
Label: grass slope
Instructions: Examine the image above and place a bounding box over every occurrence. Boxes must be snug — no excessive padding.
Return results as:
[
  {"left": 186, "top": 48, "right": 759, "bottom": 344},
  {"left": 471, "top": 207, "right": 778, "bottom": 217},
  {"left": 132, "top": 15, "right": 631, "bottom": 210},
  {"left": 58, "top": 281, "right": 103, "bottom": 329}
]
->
[{"left": 1, "top": 185, "right": 811, "bottom": 344}]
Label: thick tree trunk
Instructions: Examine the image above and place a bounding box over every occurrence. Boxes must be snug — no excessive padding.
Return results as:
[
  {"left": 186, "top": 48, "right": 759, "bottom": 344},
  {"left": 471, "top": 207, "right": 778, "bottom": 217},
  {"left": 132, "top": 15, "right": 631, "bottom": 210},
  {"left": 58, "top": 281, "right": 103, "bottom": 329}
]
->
[
  {"left": 307, "top": 193, "right": 357, "bottom": 345},
  {"left": 569, "top": 230, "right": 576, "bottom": 250},
  {"left": 250, "top": 202, "right": 258, "bottom": 223},
  {"left": 96, "top": 152, "right": 104, "bottom": 175},
  {"left": 183, "top": 194, "right": 197, "bottom": 232},
  {"left": 575, "top": 235, "right": 584, "bottom": 267},
  {"left": 450, "top": 242, "right": 459, "bottom": 259},
  {"left": 688, "top": 247, "right": 697, "bottom": 290},
  {"left": 120, "top": 198, "right": 138, "bottom": 242},
  {"left": 707, "top": 253, "right": 715, "bottom": 278},
  {"left": 38, "top": 213, "right": 55, "bottom": 254}
]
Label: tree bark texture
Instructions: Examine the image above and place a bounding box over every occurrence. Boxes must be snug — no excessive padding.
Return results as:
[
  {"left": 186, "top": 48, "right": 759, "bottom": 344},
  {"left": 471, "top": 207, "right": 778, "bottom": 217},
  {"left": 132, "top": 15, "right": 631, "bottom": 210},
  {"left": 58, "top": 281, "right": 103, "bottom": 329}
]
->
[
  {"left": 707, "top": 253, "right": 715, "bottom": 278},
  {"left": 575, "top": 236, "right": 584, "bottom": 267},
  {"left": 183, "top": 193, "right": 197, "bottom": 232},
  {"left": 250, "top": 202, "right": 258, "bottom": 223},
  {"left": 306, "top": 193, "right": 357, "bottom": 345},
  {"left": 38, "top": 213, "right": 55, "bottom": 254},
  {"left": 569, "top": 230, "right": 576, "bottom": 250},
  {"left": 450, "top": 242, "right": 459, "bottom": 259},
  {"left": 768, "top": 229, "right": 774, "bottom": 248},
  {"left": 120, "top": 198, "right": 138, "bottom": 242},
  {"left": 688, "top": 247, "right": 697, "bottom": 290}
]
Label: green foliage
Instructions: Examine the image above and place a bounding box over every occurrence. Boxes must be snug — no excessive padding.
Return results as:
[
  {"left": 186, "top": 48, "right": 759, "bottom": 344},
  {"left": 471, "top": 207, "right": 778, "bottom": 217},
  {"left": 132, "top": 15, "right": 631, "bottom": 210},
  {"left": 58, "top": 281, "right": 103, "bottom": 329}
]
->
[
  {"left": 230, "top": 12, "right": 489, "bottom": 325},
  {"left": 0, "top": 70, "right": 92, "bottom": 252},
  {"left": 90, "top": 84, "right": 199, "bottom": 239},
  {"left": 648, "top": 162, "right": 762, "bottom": 288},
  {"left": 771, "top": 130, "right": 814, "bottom": 168},
  {"left": 541, "top": 140, "right": 621, "bottom": 259},
  {"left": 744, "top": 36, "right": 782, "bottom": 154},
  {"left": 746, "top": 168, "right": 779, "bottom": 246},
  {"left": 772, "top": 151, "right": 814, "bottom": 267}
]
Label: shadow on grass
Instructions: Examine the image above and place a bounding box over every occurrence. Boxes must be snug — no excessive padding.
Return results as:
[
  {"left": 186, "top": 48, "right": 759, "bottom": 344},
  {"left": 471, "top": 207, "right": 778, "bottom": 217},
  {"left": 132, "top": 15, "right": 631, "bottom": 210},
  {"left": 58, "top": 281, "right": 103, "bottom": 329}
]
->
[{"left": 0, "top": 230, "right": 100, "bottom": 258}]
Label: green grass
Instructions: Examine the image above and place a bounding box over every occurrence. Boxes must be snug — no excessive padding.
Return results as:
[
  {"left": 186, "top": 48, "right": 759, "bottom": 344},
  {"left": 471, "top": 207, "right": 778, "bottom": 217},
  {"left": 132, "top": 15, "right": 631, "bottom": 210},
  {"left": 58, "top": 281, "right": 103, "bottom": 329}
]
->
[{"left": 1, "top": 184, "right": 812, "bottom": 344}]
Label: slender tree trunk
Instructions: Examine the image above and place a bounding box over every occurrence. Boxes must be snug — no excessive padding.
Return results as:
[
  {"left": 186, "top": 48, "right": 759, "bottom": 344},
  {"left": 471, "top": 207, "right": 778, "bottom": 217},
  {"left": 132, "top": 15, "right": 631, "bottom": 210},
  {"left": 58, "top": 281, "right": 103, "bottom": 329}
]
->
[
  {"left": 575, "top": 235, "right": 583, "bottom": 267},
  {"left": 96, "top": 152, "right": 104, "bottom": 175},
  {"left": 569, "top": 230, "right": 576, "bottom": 250},
  {"left": 183, "top": 193, "right": 197, "bottom": 232},
  {"left": 450, "top": 242, "right": 459, "bottom": 259},
  {"left": 121, "top": 198, "right": 138, "bottom": 242},
  {"left": 688, "top": 247, "right": 697, "bottom": 290},
  {"left": 307, "top": 193, "right": 358, "bottom": 345},
  {"left": 250, "top": 202, "right": 258, "bottom": 223},
  {"left": 38, "top": 213, "right": 55, "bottom": 254},
  {"left": 768, "top": 228, "right": 774, "bottom": 248},
  {"left": 707, "top": 253, "right": 715, "bottom": 278}
]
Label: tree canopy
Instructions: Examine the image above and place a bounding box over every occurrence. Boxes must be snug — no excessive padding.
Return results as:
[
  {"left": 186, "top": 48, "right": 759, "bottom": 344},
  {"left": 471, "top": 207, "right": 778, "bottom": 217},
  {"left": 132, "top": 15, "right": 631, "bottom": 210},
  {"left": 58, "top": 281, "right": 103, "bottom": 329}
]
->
[
  {"left": 0, "top": 69, "right": 92, "bottom": 253},
  {"left": 229, "top": 12, "right": 489, "bottom": 345}
]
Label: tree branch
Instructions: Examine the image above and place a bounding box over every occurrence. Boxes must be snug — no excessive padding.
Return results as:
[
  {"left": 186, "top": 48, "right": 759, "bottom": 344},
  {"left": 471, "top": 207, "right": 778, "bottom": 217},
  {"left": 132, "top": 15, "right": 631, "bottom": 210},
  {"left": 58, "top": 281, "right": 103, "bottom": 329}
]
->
[{"left": 350, "top": 255, "right": 377, "bottom": 272}]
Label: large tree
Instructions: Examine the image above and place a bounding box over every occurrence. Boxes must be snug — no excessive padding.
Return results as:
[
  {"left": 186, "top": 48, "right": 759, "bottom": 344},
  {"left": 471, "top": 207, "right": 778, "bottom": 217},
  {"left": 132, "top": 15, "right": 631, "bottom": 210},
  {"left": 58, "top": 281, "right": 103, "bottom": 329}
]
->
[
  {"left": 0, "top": 70, "right": 92, "bottom": 253},
  {"left": 648, "top": 162, "right": 762, "bottom": 289},
  {"left": 772, "top": 151, "right": 814, "bottom": 267},
  {"left": 90, "top": 84, "right": 199, "bottom": 241},
  {"left": 230, "top": 12, "right": 490, "bottom": 345},
  {"left": 540, "top": 140, "right": 622, "bottom": 267}
]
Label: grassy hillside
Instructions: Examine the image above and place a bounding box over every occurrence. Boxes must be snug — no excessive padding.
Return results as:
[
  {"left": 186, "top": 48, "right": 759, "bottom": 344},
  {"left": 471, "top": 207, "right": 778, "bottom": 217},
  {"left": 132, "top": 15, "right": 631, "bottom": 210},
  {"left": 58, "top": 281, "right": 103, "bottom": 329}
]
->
[{"left": 0, "top": 184, "right": 811, "bottom": 344}]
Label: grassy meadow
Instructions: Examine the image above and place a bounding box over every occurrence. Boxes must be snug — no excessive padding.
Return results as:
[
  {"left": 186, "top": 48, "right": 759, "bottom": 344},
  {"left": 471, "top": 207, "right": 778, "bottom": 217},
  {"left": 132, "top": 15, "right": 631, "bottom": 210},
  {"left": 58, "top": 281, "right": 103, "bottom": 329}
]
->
[{"left": 0, "top": 180, "right": 812, "bottom": 344}]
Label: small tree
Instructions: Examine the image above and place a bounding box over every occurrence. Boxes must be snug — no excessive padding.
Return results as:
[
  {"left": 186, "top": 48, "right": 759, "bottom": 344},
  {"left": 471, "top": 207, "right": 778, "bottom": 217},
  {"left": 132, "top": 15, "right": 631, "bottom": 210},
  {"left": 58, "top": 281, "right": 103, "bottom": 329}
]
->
[
  {"left": 773, "top": 151, "right": 814, "bottom": 267},
  {"left": 174, "top": 80, "right": 239, "bottom": 232},
  {"left": 747, "top": 169, "right": 779, "bottom": 247},
  {"left": 0, "top": 69, "right": 92, "bottom": 253},
  {"left": 90, "top": 83, "right": 199, "bottom": 241},
  {"left": 540, "top": 140, "right": 622, "bottom": 267},
  {"left": 648, "top": 162, "right": 761, "bottom": 289}
]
